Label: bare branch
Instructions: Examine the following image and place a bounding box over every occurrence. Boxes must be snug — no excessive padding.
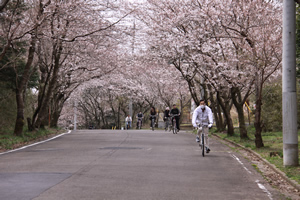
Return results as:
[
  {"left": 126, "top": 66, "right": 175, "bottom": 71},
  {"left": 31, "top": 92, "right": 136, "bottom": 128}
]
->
[{"left": 62, "top": 11, "right": 134, "bottom": 42}]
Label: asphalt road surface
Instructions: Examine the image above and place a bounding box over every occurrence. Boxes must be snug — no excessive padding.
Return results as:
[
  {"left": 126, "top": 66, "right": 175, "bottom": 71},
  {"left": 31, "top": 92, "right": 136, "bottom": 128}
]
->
[{"left": 0, "top": 129, "right": 286, "bottom": 200}]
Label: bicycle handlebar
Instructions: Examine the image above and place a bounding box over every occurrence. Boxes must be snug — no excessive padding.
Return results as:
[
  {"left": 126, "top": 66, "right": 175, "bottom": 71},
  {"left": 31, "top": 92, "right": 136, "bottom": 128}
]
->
[{"left": 197, "top": 123, "right": 208, "bottom": 127}]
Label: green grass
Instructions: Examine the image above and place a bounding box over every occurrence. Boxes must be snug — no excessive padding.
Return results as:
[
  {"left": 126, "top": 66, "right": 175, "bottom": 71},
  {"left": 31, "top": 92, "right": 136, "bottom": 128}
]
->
[
  {"left": 0, "top": 127, "right": 65, "bottom": 151},
  {"left": 216, "top": 126, "right": 300, "bottom": 184}
]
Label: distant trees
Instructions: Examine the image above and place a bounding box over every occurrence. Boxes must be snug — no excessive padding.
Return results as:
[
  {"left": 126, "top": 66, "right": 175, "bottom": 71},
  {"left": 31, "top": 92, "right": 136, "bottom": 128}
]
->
[{"left": 69, "top": 54, "right": 190, "bottom": 129}]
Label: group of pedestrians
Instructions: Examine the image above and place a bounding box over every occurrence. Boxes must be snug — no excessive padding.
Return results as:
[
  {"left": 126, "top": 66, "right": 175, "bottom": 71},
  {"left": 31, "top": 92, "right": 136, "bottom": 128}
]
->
[{"left": 124, "top": 100, "right": 213, "bottom": 153}]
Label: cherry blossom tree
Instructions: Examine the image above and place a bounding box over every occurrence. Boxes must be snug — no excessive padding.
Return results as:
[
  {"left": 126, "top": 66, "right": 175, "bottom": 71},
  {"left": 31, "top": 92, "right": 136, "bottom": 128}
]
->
[
  {"left": 0, "top": 0, "right": 51, "bottom": 136},
  {"left": 61, "top": 49, "right": 190, "bottom": 129},
  {"left": 136, "top": 0, "right": 282, "bottom": 144},
  {"left": 1, "top": 0, "right": 132, "bottom": 135}
]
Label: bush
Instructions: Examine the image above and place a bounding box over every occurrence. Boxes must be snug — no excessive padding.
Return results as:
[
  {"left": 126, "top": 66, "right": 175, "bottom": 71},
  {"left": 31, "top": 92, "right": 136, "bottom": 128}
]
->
[{"left": 261, "top": 82, "right": 282, "bottom": 132}]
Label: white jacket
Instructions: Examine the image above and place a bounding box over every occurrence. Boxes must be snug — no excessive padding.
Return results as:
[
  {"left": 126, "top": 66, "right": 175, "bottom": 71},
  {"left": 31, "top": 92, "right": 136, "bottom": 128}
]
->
[
  {"left": 192, "top": 105, "right": 213, "bottom": 127},
  {"left": 125, "top": 116, "right": 132, "bottom": 122}
]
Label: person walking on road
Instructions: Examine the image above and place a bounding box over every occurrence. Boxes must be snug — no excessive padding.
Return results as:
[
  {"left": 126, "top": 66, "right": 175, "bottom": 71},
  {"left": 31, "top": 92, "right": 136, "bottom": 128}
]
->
[{"left": 192, "top": 99, "right": 213, "bottom": 153}]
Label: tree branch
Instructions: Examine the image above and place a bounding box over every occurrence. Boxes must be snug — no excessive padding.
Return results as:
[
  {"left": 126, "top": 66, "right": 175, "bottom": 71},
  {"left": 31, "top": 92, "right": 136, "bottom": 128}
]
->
[{"left": 62, "top": 11, "right": 133, "bottom": 42}]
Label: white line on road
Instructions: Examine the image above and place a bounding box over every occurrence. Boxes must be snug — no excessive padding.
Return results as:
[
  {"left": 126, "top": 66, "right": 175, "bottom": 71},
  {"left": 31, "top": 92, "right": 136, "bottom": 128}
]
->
[
  {"left": 0, "top": 130, "right": 72, "bottom": 156},
  {"left": 231, "top": 153, "right": 273, "bottom": 200},
  {"left": 256, "top": 180, "right": 273, "bottom": 200},
  {"left": 231, "top": 154, "right": 252, "bottom": 174}
]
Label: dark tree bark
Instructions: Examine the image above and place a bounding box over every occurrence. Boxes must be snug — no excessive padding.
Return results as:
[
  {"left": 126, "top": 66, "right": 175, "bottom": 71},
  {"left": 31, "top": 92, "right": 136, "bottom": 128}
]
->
[
  {"left": 208, "top": 85, "right": 224, "bottom": 131},
  {"left": 231, "top": 87, "right": 250, "bottom": 140},
  {"left": 34, "top": 19, "right": 68, "bottom": 128},
  {"left": 217, "top": 91, "right": 234, "bottom": 136},
  {"left": 14, "top": 33, "right": 37, "bottom": 136},
  {"left": 254, "top": 78, "right": 264, "bottom": 148}
]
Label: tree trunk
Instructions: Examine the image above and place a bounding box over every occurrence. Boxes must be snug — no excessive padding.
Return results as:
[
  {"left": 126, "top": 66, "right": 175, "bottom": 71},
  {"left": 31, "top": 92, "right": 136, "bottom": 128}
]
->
[
  {"left": 50, "top": 96, "right": 64, "bottom": 128},
  {"left": 31, "top": 42, "right": 49, "bottom": 128},
  {"left": 27, "top": 117, "right": 34, "bottom": 131},
  {"left": 217, "top": 97, "right": 226, "bottom": 130},
  {"left": 236, "top": 103, "right": 248, "bottom": 139},
  {"left": 231, "top": 87, "right": 249, "bottom": 139},
  {"left": 14, "top": 32, "right": 37, "bottom": 136},
  {"left": 254, "top": 86, "right": 264, "bottom": 148},
  {"left": 208, "top": 85, "right": 224, "bottom": 131},
  {"left": 217, "top": 91, "right": 234, "bottom": 136},
  {"left": 34, "top": 41, "right": 63, "bottom": 128},
  {"left": 14, "top": 90, "right": 25, "bottom": 136}
]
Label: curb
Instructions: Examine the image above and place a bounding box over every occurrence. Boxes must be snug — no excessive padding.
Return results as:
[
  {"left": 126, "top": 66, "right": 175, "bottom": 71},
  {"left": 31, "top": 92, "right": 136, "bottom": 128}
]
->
[{"left": 211, "top": 133, "right": 300, "bottom": 192}]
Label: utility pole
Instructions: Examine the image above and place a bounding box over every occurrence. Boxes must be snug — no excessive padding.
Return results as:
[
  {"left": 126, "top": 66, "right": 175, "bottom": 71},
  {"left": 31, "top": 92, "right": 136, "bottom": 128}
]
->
[
  {"left": 74, "top": 101, "right": 77, "bottom": 131},
  {"left": 282, "top": 0, "right": 299, "bottom": 166},
  {"left": 129, "top": 19, "right": 135, "bottom": 119}
]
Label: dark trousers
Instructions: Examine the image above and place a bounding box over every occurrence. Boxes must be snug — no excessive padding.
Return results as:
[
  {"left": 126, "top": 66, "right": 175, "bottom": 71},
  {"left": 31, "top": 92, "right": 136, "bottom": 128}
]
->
[{"left": 150, "top": 117, "right": 156, "bottom": 127}]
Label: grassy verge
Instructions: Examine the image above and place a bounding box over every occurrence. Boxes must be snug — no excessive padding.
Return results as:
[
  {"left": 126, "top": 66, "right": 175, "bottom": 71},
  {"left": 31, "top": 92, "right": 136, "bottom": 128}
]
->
[
  {"left": 214, "top": 126, "right": 300, "bottom": 185},
  {"left": 0, "top": 127, "right": 67, "bottom": 152}
]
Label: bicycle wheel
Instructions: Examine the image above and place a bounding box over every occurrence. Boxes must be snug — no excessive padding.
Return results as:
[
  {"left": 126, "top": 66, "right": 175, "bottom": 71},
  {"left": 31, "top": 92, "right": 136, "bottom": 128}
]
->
[
  {"left": 201, "top": 133, "right": 205, "bottom": 157},
  {"left": 152, "top": 119, "right": 154, "bottom": 131},
  {"left": 173, "top": 119, "right": 176, "bottom": 134}
]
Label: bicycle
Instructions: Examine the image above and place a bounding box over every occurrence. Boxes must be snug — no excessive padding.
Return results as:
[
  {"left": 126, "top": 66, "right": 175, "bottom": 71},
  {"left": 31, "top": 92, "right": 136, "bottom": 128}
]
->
[
  {"left": 126, "top": 122, "right": 131, "bottom": 130},
  {"left": 137, "top": 117, "right": 142, "bottom": 129},
  {"left": 165, "top": 117, "right": 171, "bottom": 131},
  {"left": 197, "top": 123, "right": 208, "bottom": 157},
  {"left": 171, "top": 114, "right": 179, "bottom": 134},
  {"left": 150, "top": 115, "right": 156, "bottom": 131}
]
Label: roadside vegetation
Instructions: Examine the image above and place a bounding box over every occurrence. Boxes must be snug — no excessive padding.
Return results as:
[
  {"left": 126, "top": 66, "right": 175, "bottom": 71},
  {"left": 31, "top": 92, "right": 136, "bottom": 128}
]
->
[
  {"left": 0, "top": 128, "right": 66, "bottom": 152},
  {"left": 215, "top": 127, "right": 300, "bottom": 185}
]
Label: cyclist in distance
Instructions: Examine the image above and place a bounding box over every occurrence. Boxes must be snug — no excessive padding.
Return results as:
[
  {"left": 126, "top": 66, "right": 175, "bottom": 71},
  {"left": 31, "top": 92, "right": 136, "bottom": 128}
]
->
[
  {"left": 192, "top": 99, "right": 213, "bottom": 153},
  {"left": 136, "top": 111, "right": 144, "bottom": 128},
  {"left": 170, "top": 104, "right": 181, "bottom": 132},
  {"left": 149, "top": 107, "right": 156, "bottom": 129},
  {"left": 163, "top": 107, "right": 171, "bottom": 131},
  {"left": 125, "top": 115, "right": 132, "bottom": 129}
]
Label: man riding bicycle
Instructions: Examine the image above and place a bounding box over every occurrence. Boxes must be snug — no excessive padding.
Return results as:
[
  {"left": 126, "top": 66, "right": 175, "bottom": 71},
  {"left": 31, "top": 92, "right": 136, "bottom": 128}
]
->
[
  {"left": 125, "top": 115, "right": 132, "bottom": 129},
  {"left": 149, "top": 107, "right": 157, "bottom": 129},
  {"left": 192, "top": 99, "right": 213, "bottom": 153},
  {"left": 136, "top": 111, "right": 144, "bottom": 128},
  {"left": 163, "top": 107, "right": 170, "bottom": 131},
  {"left": 170, "top": 104, "right": 181, "bottom": 132}
]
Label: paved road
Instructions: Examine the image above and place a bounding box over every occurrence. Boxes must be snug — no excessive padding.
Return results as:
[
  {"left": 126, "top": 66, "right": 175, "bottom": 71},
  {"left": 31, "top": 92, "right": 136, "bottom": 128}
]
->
[{"left": 0, "top": 129, "right": 285, "bottom": 200}]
